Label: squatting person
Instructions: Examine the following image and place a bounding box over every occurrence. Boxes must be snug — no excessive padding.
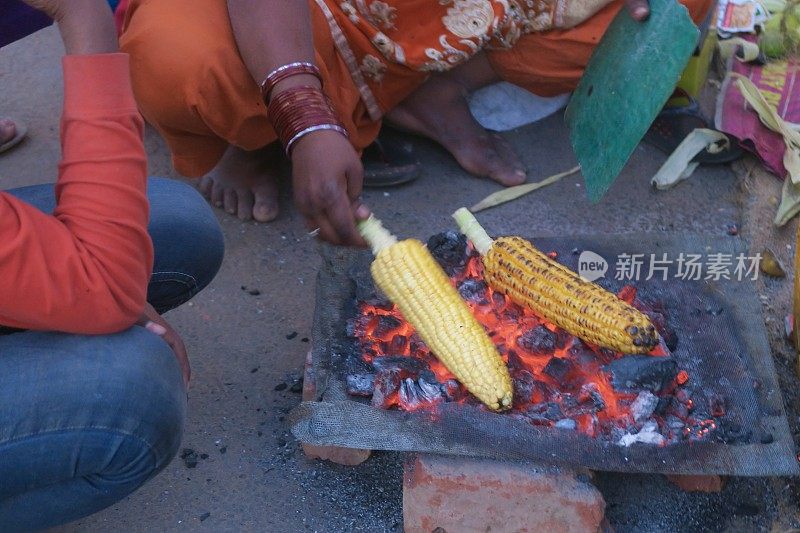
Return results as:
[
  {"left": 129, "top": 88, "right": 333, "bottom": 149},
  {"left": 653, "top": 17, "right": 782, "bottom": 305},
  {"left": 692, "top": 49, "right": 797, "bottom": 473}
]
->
[
  {"left": 119, "top": 0, "right": 712, "bottom": 241},
  {"left": 0, "top": 0, "right": 224, "bottom": 529}
]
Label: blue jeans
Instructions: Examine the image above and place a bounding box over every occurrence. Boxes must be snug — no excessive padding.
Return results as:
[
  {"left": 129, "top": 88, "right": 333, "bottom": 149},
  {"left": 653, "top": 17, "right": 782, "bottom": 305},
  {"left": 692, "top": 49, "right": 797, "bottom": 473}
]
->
[{"left": 0, "top": 178, "right": 224, "bottom": 531}]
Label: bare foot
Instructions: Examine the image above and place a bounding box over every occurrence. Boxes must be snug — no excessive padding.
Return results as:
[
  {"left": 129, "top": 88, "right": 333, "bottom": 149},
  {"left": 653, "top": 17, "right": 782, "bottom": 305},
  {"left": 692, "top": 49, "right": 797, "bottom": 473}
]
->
[
  {"left": 0, "top": 118, "right": 16, "bottom": 145},
  {"left": 198, "top": 143, "right": 283, "bottom": 222},
  {"left": 386, "top": 76, "right": 526, "bottom": 186}
]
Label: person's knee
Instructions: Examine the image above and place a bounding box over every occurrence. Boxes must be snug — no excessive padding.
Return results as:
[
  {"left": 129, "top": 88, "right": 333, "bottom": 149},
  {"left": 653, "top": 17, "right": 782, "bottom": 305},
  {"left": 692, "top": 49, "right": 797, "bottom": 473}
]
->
[
  {"left": 0, "top": 328, "right": 185, "bottom": 527},
  {"left": 120, "top": 9, "right": 232, "bottom": 127},
  {"left": 147, "top": 177, "right": 224, "bottom": 297},
  {"left": 96, "top": 327, "right": 187, "bottom": 472}
]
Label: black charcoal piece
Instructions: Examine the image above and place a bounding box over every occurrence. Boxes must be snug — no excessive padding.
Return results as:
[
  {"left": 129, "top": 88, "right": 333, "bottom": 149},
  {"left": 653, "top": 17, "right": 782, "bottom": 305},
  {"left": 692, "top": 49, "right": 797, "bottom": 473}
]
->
[
  {"left": 579, "top": 383, "right": 606, "bottom": 412},
  {"left": 517, "top": 325, "right": 556, "bottom": 353},
  {"left": 512, "top": 370, "right": 536, "bottom": 407},
  {"left": 543, "top": 357, "right": 574, "bottom": 383},
  {"left": 417, "top": 376, "right": 445, "bottom": 403},
  {"left": 607, "top": 355, "right": 678, "bottom": 393},
  {"left": 426, "top": 231, "right": 469, "bottom": 275},
  {"left": 346, "top": 373, "right": 375, "bottom": 396},
  {"left": 442, "top": 379, "right": 463, "bottom": 401},
  {"left": 398, "top": 378, "right": 423, "bottom": 410},
  {"left": 506, "top": 349, "right": 525, "bottom": 372},
  {"left": 457, "top": 279, "right": 488, "bottom": 303},
  {"left": 373, "top": 315, "right": 403, "bottom": 338},
  {"left": 525, "top": 401, "right": 563, "bottom": 423},
  {"left": 371, "top": 355, "right": 429, "bottom": 376}
]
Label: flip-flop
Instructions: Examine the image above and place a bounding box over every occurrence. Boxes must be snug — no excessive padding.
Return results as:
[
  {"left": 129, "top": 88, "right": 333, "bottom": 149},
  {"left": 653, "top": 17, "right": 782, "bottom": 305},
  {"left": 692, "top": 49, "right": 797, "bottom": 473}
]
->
[
  {"left": 0, "top": 118, "right": 28, "bottom": 154},
  {"left": 644, "top": 91, "right": 742, "bottom": 165},
  {"left": 362, "top": 126, "right": 420, "bottom": 188}
]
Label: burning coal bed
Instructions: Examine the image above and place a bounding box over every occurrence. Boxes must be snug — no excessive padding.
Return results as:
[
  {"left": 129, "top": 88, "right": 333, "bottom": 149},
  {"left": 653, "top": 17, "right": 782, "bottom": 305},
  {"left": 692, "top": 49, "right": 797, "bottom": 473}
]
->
[{"left": 345, "top": 232, "right": 728, "bottom": 448}]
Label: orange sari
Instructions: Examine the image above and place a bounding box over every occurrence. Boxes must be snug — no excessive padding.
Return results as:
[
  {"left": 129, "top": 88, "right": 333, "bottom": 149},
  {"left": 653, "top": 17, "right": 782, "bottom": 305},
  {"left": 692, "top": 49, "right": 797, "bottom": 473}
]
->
[{"left": 120, "top": 0, "right": 712, "bottom": 177}]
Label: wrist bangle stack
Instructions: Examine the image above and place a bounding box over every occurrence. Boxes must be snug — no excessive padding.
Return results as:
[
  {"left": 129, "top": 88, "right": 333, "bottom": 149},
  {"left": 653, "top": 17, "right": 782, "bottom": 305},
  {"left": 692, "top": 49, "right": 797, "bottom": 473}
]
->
[
  {"left": 268, "top": 85, "right": 348, "bottom": 156},
  {"left": 263, "top": 62, "right": 348, "bottom": 156},
  {"left": 260, "top": 61, "right": 323, "bottom": 102}
]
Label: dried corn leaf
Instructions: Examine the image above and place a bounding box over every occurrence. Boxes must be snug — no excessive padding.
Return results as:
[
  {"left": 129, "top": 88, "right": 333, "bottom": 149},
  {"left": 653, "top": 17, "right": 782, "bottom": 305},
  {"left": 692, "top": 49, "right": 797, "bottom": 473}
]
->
[
  {"left": 776, "top": 176, "right": 800, "bottom": 225},
  {"left": 470, "top": 165, "right": 581, "bottom": 212},
  {"left": 733, "top": 73, "right": 800, "bottom": 183},
  {"left": 718, "top": 38, "right": 762, "bottom": 62},
  {"left": 651, "top": 129, "right": 729, "bottom": 190}
]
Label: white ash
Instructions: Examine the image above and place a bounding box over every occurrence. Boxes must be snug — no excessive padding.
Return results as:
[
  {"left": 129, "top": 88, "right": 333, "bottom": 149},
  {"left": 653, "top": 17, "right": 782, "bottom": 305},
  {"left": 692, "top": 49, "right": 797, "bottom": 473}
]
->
[
  {"left": 631, "top": 391, "right": 658, "bottom": 423},
  {"left": 555, "top": 419, "right": 577, "bottom": 430},
  {"left": 617, "top": 421, "right": 666, "bottom": 447}
]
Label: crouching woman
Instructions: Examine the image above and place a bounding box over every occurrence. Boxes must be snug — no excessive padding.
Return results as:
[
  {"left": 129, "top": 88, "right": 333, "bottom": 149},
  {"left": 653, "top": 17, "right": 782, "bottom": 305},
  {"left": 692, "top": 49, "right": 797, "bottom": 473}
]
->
[{"left": 0, "top": 0, "right": 223, "bottom": 529}]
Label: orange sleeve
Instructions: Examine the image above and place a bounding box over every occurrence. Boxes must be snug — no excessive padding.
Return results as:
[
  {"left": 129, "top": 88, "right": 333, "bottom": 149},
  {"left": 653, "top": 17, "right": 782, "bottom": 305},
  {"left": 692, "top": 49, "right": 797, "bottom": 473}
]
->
[{"left": 0, "top": 53, "right": 152, "bottom": 334}]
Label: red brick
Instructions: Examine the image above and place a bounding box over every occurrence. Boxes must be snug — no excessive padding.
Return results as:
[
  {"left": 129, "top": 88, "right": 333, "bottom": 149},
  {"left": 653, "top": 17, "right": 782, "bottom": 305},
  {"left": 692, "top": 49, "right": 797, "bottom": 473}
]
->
[
  {"left": 300, "top": 351, "right": 371, "bottom": 466},
  {"left": 665, "top": 474, "right": 726, "bottom": 492},
  {"left": 404, "top": 454, "right": 606, "bottom": 533}
]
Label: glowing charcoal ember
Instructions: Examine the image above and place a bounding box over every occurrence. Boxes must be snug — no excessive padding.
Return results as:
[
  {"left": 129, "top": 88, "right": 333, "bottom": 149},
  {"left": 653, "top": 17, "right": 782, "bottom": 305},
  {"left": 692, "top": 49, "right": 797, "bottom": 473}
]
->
[
  {"left": 371, "top": 369, "right": 402, "bottom": 409},
  {"left": 607, "top": 355, "right": 678, "bottom": 393},
  {"left": 349, "top": 244, "right": 727, "bottom": 445},
  {"left": 373, "top": 314, "right": 403, "bottom": 339},
  {"left": 389, "top": 334, "right": 408, "bottom": 353}
]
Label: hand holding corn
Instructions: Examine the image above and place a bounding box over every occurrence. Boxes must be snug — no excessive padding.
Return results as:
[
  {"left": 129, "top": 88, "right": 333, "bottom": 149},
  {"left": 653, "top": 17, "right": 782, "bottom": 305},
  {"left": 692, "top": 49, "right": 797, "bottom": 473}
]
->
[
  {"left": 453, "top": 208, "right": 659, "bottom": 354},
  {"left": 358, "top": 215, "right": 513, "bottom": 411}
]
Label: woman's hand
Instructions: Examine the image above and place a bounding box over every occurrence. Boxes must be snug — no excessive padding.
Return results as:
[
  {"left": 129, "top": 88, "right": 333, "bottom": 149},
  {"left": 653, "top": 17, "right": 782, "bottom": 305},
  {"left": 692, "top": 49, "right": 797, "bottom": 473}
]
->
[
  {"left": 291, "top": 130, "right": 371, "bottom": 247},
  {"left": 137, "top": 303, "right": 191, "bottom": 386},
  {"left": 21, "top": 0, "right": 117, "bottom": 55}
]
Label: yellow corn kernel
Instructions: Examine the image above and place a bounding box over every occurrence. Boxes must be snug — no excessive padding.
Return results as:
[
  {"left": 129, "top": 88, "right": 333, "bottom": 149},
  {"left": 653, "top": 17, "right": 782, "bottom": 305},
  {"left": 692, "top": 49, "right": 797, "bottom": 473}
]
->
[{"left": 360, "top": 216, "right": 513, "bottom": 411}]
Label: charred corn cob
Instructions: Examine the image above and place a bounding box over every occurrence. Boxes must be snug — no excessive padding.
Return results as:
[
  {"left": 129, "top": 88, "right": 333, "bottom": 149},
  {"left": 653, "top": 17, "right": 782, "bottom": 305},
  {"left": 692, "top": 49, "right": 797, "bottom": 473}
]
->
[
  {"left": 452, "top": 208, "right": 659, "bottom": 353},
  {"left": 358, "top": 215, "right": 513, "bottom": 410}
]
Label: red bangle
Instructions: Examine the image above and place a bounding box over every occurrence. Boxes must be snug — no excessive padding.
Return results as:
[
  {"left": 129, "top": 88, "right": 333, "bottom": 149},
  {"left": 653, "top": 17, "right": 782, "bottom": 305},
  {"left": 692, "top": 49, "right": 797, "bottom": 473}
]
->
[
  {"left": 267, "top": 85, "right": 348, "bottom": 156},
  {"left": 260, "top": 62, "right": 322, "bottom": 102}
]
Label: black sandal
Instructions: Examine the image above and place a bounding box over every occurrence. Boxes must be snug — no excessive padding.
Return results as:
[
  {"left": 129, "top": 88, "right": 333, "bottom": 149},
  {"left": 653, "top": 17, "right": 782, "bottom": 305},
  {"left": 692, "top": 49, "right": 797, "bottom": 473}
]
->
[
  {"left": 362, "top": 127, "right": 420, "bottom": 188},
  {"left": 644, "top": 90, "right": 743, "bottom": 165}
]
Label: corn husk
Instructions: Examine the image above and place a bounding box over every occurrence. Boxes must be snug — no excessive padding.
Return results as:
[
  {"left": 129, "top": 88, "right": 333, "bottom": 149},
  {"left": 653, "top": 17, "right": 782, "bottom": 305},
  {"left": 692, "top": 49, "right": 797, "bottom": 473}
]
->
[
  {"left": 470, "top": 166, "right": 581, "bottom": 212},
  {"left": 718, "top": 37, "right": 762, "bottom": 62},
  {"left": 760, "top": 0, "right": 800, "bottom": 58},
  {"left": 651, "top": 129, "right": 729, "bottom": 190},
  {"left": 731, "top": 73, "right": 800, "bottom": 225}
]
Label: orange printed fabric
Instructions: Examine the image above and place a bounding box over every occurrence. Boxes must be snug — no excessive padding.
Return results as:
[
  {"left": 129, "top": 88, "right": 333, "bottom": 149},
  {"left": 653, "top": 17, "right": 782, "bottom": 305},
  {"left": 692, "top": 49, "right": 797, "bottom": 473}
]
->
[{"left": 314, "top": 0, "right": 614, "bottom": 114}]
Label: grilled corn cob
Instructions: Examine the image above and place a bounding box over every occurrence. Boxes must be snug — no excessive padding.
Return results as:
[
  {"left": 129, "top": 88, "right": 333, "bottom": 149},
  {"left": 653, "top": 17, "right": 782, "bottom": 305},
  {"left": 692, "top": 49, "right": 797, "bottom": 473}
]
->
[
  {"left": 358, "top": 215, "right": 513, "bottom": 410},
  {"left": 452, "top": 208, "right": 659, "bottom": 353}
]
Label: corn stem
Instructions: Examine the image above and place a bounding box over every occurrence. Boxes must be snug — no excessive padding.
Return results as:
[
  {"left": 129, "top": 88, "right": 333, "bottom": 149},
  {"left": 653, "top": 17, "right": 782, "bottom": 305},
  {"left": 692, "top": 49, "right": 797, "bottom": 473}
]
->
[
  {"left": 452, "top": 208, "right": 494, "bottom": 255},
  {"left": 358, "top": 215, "right": 398, "bottom": 256}
]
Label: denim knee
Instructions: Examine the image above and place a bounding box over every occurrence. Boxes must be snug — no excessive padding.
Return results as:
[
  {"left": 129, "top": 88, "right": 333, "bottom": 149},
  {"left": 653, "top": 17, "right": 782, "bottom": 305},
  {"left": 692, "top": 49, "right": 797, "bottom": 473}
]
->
[
  {"left": 146, "top": 177, "right": 224, "bottom": 312},
  {"left": 0, "top": 328, "right": 186, "bottom": 530}
]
